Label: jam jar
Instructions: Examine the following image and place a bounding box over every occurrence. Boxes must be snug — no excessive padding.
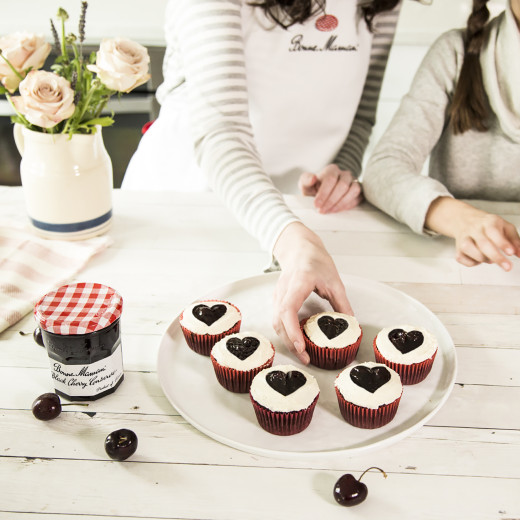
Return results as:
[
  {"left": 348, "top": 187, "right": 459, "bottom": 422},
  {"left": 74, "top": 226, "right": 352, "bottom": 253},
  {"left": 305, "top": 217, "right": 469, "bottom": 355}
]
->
[{"left": 34, "top": 282, "right": 124, "bottom": 401}]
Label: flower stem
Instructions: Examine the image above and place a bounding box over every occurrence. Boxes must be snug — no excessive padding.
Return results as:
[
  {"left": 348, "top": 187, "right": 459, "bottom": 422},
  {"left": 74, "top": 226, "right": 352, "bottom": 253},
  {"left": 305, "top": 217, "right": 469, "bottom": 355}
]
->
[
  {"left": 63, "top": 82, "right": 95, "bottom": 134},
  {"left": 60, "top": 16, "right": 68, "bottom": 60},
  {"left": 0, "top": 52, "right": 24, "bottom": 82},
  {"left": 5, "top": 93, "right": 32, "bottom": 127}
]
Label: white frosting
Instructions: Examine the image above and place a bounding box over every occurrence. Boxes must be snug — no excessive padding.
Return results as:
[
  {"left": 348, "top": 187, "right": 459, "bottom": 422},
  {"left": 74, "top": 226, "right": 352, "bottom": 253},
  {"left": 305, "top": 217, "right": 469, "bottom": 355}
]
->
[
  {"left": 375, "top": 325, "right": 438, "bottom": 364},
  {"left": 335, "top": 362, "right": 402, "bottom": 409},
  {"left": 211, "top": 331, "right": 274, "bottom": 371},
  {"left": 250, "top": 364, "right": 320, "bottom": 413},
  {"left": 303, "top": 311, "right": 361, "bottom": 348},
  {"left": 179, "top": 300, "right": 241, "bottom": 334}
]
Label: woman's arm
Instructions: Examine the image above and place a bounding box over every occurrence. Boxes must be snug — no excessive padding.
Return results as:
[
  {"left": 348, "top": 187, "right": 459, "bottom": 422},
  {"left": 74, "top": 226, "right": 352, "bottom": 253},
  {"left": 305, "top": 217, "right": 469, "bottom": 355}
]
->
[
  {"left": 362, "top": 30, "right": 466, "bottom": 234},
  {"left": 167, "top": 0, "right": 353, "bottom": 358},
  {"left": 169, "top": 0, "right": 299, "bottom": 252},
  {"left": 334, "top": 4, "right": 401, "bottom": 178},
  {"left": 425, "top": 197, "right": 520, "bottom": 270}
]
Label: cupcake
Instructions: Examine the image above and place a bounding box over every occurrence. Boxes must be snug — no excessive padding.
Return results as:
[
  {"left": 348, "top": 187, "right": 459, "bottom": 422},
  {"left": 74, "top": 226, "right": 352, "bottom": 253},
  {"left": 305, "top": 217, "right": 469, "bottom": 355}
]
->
[
  {"left": 335, "top": 361, "right": 402, "bottom": 429},
  {"left": 300, "top": 311, "right": 363, "bottom": 370},
  {"left": 249, "top": 364, "right": 320, "bottom": 436},
  {"left": 210, "top": 331, "right": 275, "bottom": 393},
  {"left": 373, "top": 325, "right": 438, "bottom": 385},
  {"left": 179, "top": 300, "right": 241, "bottom": 356}
]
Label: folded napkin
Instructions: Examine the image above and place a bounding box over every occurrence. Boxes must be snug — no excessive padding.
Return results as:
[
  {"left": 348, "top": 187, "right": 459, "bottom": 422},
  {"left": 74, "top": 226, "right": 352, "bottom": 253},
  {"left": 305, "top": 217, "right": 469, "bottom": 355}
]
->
[{"left": 0, "top": 225, "right": 112, "bottom": 333}]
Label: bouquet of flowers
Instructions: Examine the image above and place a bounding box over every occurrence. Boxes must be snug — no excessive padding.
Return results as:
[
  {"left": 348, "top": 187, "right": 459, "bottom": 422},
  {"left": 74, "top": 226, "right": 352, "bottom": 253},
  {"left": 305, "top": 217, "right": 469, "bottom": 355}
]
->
[{"left": 0, "top": 1, "right": 150, "bottom": 136}]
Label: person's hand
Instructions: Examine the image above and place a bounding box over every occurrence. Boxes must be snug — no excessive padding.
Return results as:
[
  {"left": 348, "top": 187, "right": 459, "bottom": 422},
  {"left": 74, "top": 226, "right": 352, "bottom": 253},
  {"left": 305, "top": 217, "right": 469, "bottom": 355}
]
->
[
  {"left": 425, "top": 197, "right": 520, "bottom": 271},
  {"left": 272, "top": 221, "right": 354, "bottom": 364},
  {"left": 298, "top": 164, "right": 363, "bottom": 214}
]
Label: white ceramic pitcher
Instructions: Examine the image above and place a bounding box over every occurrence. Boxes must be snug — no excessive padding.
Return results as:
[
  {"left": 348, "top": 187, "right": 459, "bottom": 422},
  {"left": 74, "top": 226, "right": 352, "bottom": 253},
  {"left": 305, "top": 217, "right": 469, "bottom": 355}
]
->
[{"left": 14, "top": 124, "right": 113, "bottom": 240}]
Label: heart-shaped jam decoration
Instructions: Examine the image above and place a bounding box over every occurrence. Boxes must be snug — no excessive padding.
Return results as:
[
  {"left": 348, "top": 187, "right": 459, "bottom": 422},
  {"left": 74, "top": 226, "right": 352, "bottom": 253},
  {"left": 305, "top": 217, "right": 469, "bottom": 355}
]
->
[
  {"left": 192, "top": 303, "right": 227, "bottom": 326},
  {"left": 226, "top": 336, "right": 259, "bottom": 360},
  {"left": 266, "top": 370, "right": 306, "bottom": 396},
  {"left": 317, "top": 315, "right": 349, "bottom": 340},
  {"left": 388, "top": 329, "right": 424, "bottom": 354},
  {"left": 350, "top": 365, "right": 391, "bottom": 393}
]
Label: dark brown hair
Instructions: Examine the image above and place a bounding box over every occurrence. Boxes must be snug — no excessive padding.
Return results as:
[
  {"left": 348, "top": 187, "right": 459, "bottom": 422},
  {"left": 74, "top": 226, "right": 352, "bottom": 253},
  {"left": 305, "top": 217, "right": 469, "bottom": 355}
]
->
[
  {"left": 449, "top": 0, "right": 491, "bottom": 134},
  {"left": 249, "top": 0, "right": 401, "bottom": 31}
]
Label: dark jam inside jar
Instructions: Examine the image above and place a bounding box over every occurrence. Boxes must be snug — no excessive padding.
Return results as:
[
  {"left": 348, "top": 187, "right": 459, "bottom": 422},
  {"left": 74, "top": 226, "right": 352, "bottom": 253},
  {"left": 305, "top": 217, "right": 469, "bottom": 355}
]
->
[{"left": 41, "top": 318, "right": 124, "bottom": 401}]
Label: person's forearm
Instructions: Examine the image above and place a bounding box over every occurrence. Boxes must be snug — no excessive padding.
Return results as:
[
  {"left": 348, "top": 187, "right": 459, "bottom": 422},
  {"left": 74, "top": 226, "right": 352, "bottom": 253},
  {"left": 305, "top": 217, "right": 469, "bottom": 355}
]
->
[
  {"left": 273, "top": 222, "right": 322, "bottom": 268},
  {"left": 425, "top": 197, "right": 479, "bottom": 238}
]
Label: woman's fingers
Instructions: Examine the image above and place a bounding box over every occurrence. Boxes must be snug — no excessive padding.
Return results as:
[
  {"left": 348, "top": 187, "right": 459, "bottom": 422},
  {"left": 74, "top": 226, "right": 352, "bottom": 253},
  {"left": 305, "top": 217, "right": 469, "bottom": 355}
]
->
[
  {"left": 329, "top": 180, "right": 364, "bottom": 212},
  {"left": 298, "top": 172, "right": 319, "bottom": 196},
  {"left": 314, "top": 170, "right": 340, "bottom": 211}
]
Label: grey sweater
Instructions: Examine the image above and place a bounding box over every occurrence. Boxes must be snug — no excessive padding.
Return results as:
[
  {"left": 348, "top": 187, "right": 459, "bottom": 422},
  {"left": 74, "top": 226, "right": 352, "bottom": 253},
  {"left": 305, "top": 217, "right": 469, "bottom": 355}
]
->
[{"left": 362, "top": 29, "right": 520, "bottom": 235}]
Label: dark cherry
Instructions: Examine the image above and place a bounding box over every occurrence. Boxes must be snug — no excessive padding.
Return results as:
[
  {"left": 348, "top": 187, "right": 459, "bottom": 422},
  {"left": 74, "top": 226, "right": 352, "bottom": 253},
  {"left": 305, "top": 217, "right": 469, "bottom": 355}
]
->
[
  {"left": 317, "top": 315, "right": 348, "bottom": 340},
  {"left": 105, "top": 429, "right": 138, "bottom": 461},
  {"left": 33, "top": 327, "right": 45, "bottom": 347},
  {"left": 32, "top": 392, "right": 62, "bottom": 421},
  {"left": 333, "top": 467, "right": 387, "bottom": 507}
]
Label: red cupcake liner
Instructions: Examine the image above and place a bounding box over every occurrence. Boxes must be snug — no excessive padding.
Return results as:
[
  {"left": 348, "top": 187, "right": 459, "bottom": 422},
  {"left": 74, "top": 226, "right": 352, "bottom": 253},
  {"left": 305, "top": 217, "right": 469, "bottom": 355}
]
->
[
  {"left": 249, "top": 395, "right": 319, "bottom": 436},
  {"left": 300, "top": 318, "right": 362, "bottom": 370},
  {"left": 373, "top": 338, "right": 437, "bottom": 385},
  {"left": 210, "top": 352, "right": 275, "bottom": 393},
  {"left": 180, "top": 300, "right": 241, "bottom": 356},
  {"left": 335, "top": 387, "right": 401, "bottom": 429}
]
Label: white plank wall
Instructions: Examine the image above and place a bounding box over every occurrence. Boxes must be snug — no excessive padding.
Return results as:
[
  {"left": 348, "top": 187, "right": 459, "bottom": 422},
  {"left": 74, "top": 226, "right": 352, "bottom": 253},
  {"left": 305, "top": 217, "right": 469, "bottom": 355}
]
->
[{"left": 0, "top": 188, "right": 519, "bottom": 519}]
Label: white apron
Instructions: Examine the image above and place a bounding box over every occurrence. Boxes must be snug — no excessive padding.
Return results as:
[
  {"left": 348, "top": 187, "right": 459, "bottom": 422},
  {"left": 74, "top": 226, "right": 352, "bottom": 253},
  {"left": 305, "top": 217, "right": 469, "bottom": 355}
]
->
[{"left": 123, "top": 0, "right": 372, "bottom": 193}]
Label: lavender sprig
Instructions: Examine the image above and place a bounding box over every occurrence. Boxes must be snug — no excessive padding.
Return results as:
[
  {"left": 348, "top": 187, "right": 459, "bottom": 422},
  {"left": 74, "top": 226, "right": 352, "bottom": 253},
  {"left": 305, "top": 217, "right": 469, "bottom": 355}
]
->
[
  {"left": 79, "top": 2, "right": 87, "bottom": 43},
  {"left": 50, "top": 19, "right": 61, "bottom": 56},
  {"left": 70, "top": 69, "right": 78, "bottom": 90}
]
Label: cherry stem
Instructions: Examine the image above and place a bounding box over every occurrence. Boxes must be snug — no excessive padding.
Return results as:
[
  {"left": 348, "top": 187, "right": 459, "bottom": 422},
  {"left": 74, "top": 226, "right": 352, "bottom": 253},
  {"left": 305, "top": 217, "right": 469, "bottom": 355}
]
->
[
  {"left": 61, "top": 403, "right": 89, "bottom": 407},
  {"left": 358, "top": 466, "right": 387, "bottom": 482}
]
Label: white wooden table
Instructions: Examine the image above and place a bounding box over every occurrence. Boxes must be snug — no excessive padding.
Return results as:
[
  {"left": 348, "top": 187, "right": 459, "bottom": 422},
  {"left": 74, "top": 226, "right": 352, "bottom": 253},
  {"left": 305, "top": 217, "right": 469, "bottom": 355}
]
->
[{"left": 1, "top": 187, "right": 519, "bottom": 520}]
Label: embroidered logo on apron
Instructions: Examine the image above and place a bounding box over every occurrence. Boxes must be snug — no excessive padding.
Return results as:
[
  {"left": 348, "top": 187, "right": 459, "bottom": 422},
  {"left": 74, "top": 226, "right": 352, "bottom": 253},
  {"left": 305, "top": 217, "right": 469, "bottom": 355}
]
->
[
  {"left": 315, "top": 14, "right": 338, "bottom": 31},
  {"left": 288, "top": 10, "right": 358, "bottom": 52}
]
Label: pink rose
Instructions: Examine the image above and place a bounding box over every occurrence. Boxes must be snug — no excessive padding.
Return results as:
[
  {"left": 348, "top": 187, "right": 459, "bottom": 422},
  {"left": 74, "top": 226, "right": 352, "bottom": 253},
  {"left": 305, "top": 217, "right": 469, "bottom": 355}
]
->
[
  {"left": 0, "top": 32, "right": 51, "bottom": 93},
  {"left": 11, "top": 70, "right": 75, "bottom": 129},
  {"left": 87, "top": 38, "right": 150, "bottom": 93}
]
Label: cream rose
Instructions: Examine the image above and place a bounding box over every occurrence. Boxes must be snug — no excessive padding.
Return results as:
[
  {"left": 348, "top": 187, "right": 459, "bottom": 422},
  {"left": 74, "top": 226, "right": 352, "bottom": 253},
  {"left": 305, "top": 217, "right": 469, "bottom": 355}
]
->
[
  {"left": 0, "top": 32, "right": 51, "bottom": 93},
  {"left": 11, "top": 70, "right": 75, "bottom": 129},
  {"left": 87, "top": 38, "right": 150, "bottom": 93}
]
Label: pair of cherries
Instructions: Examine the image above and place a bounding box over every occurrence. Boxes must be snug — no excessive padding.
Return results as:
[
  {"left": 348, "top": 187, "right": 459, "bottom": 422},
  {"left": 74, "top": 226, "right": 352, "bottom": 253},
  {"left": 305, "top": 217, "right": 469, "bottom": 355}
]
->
[{"left": 31, "top": 392, "right": 138, "bottom": 461}]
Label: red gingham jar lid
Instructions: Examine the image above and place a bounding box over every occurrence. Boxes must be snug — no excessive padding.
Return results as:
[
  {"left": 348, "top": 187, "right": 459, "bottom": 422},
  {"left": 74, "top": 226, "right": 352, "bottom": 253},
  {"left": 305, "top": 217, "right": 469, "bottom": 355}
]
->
[{"left": 34, "top": 282, "right": 123, "bottom": 335}]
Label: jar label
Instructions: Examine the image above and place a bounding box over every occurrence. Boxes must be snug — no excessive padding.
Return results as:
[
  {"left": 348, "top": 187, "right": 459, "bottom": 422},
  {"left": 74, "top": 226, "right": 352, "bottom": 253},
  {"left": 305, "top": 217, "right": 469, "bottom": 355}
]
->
[{"left": 49, "top": 342, "right": 124, "bottom": 397}]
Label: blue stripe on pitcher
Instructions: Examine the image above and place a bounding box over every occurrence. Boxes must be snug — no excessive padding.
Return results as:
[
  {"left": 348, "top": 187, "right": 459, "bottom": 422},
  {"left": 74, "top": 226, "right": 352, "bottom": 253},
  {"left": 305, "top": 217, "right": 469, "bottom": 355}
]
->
[{"left": 30, "top": 210, "right": 112, "bottom": 232}]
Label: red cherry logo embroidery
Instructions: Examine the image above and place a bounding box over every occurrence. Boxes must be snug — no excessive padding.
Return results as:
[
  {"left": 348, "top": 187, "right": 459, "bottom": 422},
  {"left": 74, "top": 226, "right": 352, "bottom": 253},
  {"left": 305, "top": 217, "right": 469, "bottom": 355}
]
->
[{"left": 315, "top": 14, "right": 338, "bottom": 32}]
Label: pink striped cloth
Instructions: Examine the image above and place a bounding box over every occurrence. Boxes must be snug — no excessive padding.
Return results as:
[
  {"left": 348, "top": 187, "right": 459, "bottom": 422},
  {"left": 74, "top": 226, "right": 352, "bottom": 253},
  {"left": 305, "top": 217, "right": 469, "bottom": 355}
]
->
[{"left": 0, "top": 225, "right": 112, "bottom": 333}]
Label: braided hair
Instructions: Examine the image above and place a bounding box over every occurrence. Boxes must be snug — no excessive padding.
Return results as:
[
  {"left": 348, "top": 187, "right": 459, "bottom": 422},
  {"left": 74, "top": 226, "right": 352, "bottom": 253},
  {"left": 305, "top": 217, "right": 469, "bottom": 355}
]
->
[
  {"left": 249, "top": 0, "right": 401, "bottom": 31},
  {"left": 449, "top": 0, "right": 491, "bottom": 134}
]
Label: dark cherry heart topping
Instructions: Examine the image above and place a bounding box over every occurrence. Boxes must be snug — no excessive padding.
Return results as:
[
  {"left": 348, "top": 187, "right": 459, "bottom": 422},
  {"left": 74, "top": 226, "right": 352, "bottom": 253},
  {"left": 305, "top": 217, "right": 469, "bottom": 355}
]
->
[
  {"left": 350, "top": 365, "right": 391, "bottom": 393},
  {"left": 388, "top": 329, "right": 424, "bottom": 354},
  {"left": 192, "top": 303, "right": 227, "bottom": 326},
  {"left": 266, "top": 370, "right": 306, "bottom": 396},
  {"left": 317, "top": 315, "right": 349, "bottom": 340},
  {"left": 226, "top": 336, "right": 259, "bottom": 360}
]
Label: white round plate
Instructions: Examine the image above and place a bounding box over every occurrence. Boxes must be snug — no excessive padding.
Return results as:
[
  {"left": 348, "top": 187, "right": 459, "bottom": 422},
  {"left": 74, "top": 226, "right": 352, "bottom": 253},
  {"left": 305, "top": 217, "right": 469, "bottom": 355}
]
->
[{"left": 157, "top": 272, "right": 456, "bottom": 458}]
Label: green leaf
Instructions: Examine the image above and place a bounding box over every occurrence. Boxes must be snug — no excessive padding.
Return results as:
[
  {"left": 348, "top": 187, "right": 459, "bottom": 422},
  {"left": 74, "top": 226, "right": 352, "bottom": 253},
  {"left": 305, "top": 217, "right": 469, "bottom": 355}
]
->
[{"left": 82, "top": 117, "right": 114, "bottom": 127}]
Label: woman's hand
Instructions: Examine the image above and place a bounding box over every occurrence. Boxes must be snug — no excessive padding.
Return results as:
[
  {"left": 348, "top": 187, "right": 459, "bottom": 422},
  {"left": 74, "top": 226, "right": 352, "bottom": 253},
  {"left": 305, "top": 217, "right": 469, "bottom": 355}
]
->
[
  {"left": 272, "top": 222, "right": 353, "bottom": 364},
  {"left": 298, "top": 164, "right": 363, "bottom": 214},
  {"left": 426, "top": 197, "right": 520, "bottom": 270}
]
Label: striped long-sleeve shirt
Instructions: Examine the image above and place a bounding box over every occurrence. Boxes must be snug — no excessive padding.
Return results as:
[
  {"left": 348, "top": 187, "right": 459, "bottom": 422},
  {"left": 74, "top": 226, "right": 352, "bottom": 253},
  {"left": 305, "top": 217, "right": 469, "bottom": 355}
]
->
[{"left": 126, "top": 0, "right": 401, "bottom": 253}]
